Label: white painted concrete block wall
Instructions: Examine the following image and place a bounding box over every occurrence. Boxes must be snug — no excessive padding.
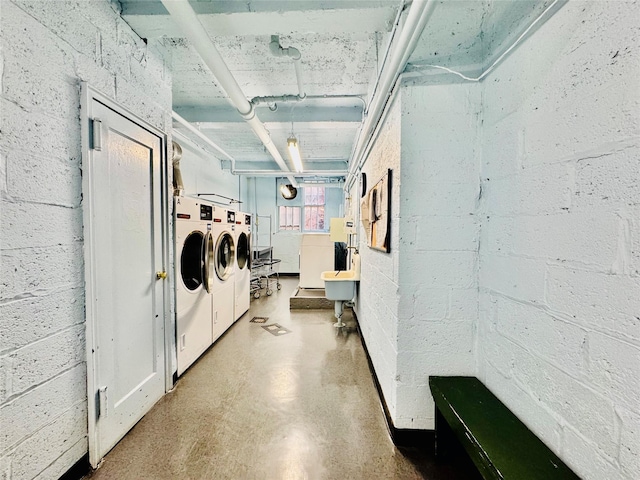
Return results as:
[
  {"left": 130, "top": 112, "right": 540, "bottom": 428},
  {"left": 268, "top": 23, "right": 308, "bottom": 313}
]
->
[
  {"left": 178, "top": 142, "right": 241, "bottom": 201},
  {"left": 478, "top": 2, "right": 640, "bottom": 479},
  {"left": 353, "top": 96, "right": 402, "bottom": 419},
  {"left": 396, "top": 83, "right": 481, "bottom": 429},
  {"left": 0, "top": 1, "right": 171, "bottom": 478}
]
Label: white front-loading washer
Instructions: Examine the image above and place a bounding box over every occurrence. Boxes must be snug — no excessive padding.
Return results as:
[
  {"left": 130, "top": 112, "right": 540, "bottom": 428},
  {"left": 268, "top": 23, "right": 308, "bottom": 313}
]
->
[
  {"left": 234, "top": 212, "right": 251, "bottom": 321},
  {"left": 174, "top": 196, "right": 215, "bottom": 376},
  {"left": 211, "top": 207, "right": 236, "bottom": 341}
]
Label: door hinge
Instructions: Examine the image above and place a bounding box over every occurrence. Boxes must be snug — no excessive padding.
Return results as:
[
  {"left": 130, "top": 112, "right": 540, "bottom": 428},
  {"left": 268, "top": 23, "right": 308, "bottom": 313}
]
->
[
  {"left": 98, "top": 386, "right": 108, "bottom": 418},
  {"left": 91, "top": 118, "right": 102, "bottom": 151}
]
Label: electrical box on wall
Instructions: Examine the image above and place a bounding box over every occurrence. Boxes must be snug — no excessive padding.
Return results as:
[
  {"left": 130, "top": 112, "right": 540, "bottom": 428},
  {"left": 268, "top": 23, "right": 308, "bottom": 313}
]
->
[
  {"left": 344, "top": 216, "right": 355, "bottom": 235},
  {"left": 329, "top": 217, "right": 356, "bottom": 242}
]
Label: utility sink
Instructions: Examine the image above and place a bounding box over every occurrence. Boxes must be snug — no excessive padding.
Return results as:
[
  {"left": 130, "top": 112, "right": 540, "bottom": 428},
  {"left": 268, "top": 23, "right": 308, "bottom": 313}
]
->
[
  {"left": 321, "top": 253, "right": 361, "bottom": 327},
  {"left": 321, "top": 270, "right": 358, "bottom": 301}
]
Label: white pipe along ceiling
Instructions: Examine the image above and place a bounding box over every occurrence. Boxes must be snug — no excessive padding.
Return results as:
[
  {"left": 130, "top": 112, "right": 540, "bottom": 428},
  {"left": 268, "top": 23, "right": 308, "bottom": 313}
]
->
[
  {"left": 160, "top": 0, "right": 298, "bottom": 186},
  {"left": 250, "top": 36, "right": 306, "bottom": 109},
  {"left": 347, "top": 0, "right": 437, "bottom": 190},
  {"left": 172, "top": 111, "right": 236, "bottom": 165},
  {"left": 269, "top": 35, "right": 305, "bottom": 100}
]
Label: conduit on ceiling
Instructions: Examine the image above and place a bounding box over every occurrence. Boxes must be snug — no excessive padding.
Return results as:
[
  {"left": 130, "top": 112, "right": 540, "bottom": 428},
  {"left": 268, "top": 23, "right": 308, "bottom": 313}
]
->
[
  {"left": 251, "top": 35, "right": 306, "bottom": 109},
  {"left": 346, "top": 0, "right": 437, "bottom": 190},
  {"left": 172, "top": 111, "right": 236, "bottom": 164},
  {"left": 161, "top": 0, "right": 298, "bottom": 186}
]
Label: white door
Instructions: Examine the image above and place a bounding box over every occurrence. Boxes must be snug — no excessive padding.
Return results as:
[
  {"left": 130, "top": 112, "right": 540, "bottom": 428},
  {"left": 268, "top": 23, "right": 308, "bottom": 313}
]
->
[{"left": 82, "top": 91, "right": 167, "bottom": 465}]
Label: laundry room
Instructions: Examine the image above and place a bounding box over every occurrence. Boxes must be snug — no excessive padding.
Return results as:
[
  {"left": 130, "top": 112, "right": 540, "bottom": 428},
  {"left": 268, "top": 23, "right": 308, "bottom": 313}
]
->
[{"left": 1, "top": 1, "right": 639, "bottom": 479}]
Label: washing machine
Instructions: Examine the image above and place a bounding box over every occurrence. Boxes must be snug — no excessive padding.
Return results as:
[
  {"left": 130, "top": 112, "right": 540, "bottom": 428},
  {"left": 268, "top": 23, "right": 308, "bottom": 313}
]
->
[
  {"left": 212, "top": 207, "right": 236, "bottom": 341},
  {"left": 174, "top": 196, "right": 215, "bottom": 376},
  {"left": 234, "top": 212, "right": 251, "bottom": 321}
]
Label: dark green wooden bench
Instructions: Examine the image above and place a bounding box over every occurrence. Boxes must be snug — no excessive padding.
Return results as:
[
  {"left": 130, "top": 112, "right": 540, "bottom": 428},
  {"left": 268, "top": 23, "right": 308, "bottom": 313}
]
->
[{"left": 429, "top": 376, "right": 580, "bottom": 480}]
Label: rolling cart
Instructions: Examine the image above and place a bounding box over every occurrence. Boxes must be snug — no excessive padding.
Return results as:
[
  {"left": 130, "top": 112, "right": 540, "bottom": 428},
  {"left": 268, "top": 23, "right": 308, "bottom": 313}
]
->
[
  {"left": 250, "top": 214, "right": 282, "bottom": 298},
  {"left": 250, "top": 258, "right": 281, "bottom": 298}
]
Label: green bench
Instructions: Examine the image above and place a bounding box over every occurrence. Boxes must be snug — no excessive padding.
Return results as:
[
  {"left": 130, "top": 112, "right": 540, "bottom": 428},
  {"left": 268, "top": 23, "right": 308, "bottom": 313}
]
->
[{"left": 429, "top": 376, "right": 580, "bottom": 480}]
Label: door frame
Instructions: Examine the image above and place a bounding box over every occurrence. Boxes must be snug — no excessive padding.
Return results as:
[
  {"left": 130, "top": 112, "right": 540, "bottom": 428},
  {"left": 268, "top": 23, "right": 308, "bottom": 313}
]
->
[{"left": 80, "top": 83, "right": 173, "bottom": 466}]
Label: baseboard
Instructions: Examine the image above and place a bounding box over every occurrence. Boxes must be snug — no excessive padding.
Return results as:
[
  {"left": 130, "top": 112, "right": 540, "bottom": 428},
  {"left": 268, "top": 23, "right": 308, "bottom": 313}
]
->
[
  {"left": 353, "top": 310, "right": 433, "bottom": 449},
  {"left": 59, "top": 453, "right": 90, "bottom": 480}
]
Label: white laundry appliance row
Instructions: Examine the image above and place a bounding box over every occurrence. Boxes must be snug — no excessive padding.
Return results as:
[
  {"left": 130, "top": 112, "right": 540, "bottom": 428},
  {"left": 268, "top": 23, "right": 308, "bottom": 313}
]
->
[
  {"left": 234, "top": 212, "right": 251, "bottom": 321},
  {"left": 174, "top": 196, "right": 252, "bottom": 376}
]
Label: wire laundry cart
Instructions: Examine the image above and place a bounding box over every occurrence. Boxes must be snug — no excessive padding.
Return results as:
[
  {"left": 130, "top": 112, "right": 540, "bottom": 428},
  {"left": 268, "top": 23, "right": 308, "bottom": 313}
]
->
[
  {"left": 249, "top": 214, "right": 281, "bottom": 298},
  {"left": 250, "top": 258, "right": 281, "bottom": 298}
]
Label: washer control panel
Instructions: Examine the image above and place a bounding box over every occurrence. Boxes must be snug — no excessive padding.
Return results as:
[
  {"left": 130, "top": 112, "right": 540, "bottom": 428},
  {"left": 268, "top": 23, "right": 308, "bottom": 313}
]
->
[{"left": 200, "top": 204, "right": 212, "bottom": 221}]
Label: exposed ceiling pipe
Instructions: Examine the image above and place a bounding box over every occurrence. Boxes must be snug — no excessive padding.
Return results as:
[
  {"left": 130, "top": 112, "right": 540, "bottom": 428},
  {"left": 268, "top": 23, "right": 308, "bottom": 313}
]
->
[
  {"left": 269, "top": 35, "right": 306, "bottom": 99},
  {"left": 172, "top": 129, "right": 208, "bottom": 154},
  {"left": 346, "top": 0, "right": 437, "bottom": 190},
  {"left": 172, "top": 111, "right": 236, "bottom": 165},
  {"left": 251, "top": 94, "right": 305, "bottom": 107},
  {"left": 297, "top": 182, "right": 345, "bottom": 189},
  {"left": 173, "top": 113, "right": 347, "bottom": 179},
  {"left": 292, "top": 56, "right": 305, "bottom": 100},
  {"left": 252, "top": 36, "right": 307, "bottom": 108},
  {"left": 161, "top": 0, "right": 298, "bottom": 186},
  {"left": 365, "top": 0, "right": 408, "bottom": 115},
  {"left": 251, "top": 94, "right": 366, "bottom": 112},
  {"left": 234, "top": 170, "right": 345, "bottom": 177}
]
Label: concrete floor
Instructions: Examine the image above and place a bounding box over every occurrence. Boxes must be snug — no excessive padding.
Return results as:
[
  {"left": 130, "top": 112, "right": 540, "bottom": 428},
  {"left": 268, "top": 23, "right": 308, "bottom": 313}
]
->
[{"left": 86, "top": 277, "right": 479, "bottom": 479}]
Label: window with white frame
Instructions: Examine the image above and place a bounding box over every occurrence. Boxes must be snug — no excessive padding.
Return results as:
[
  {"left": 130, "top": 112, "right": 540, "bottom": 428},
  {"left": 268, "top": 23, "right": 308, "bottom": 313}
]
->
[
  {"left": 304, "top": 186, "right": 325, "bottom": 231},
  {"left": 277, "top": 184, "right": 327, "bottom": 232},
  {"left": 278, "top": 205, "right": 301, "bottom": 231}
]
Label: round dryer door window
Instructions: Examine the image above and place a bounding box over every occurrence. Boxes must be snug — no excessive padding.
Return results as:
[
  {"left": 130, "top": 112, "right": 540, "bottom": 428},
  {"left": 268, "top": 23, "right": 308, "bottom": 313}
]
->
[
  {"left": 215, "top": 231, "right": 235, "bottom": 281},
  {"left": 181, "top": 231, "right": 204, "bottom": 291},
  {"left": 236, "top": 232, "right": 249, "bottom": 270}
]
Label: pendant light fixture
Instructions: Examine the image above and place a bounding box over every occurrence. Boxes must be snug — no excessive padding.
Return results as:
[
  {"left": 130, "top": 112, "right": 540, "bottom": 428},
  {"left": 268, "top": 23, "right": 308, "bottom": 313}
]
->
[
  {"left": 287, "top": 135, "right": 303, "bottom": 173},
  {"left": 279, "top": 183, "right": 298, "bottom": 200}
]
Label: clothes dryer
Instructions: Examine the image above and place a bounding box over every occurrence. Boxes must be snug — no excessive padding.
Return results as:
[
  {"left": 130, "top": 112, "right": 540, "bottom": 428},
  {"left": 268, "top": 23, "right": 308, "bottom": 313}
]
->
[
  {"left": 234, "top": 212, "right": 251, "bottom": 321},
  {"left": 211, "top": 207, "right": 236, "bottom": 341},
  {"left": 174, "top": 196, "right": 215, "bottom": 376}
]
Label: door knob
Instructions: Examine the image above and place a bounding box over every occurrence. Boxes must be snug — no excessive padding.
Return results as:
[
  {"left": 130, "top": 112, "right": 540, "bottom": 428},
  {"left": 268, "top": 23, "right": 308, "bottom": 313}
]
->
[{"left": 156, "top": 271, "right": 167, "bottom": 280}]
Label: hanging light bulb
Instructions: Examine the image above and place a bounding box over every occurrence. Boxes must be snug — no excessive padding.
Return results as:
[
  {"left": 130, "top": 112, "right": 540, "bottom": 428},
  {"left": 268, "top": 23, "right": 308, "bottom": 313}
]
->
[{"left": 287, "top": 136, "right": 303, "bottom": 173}]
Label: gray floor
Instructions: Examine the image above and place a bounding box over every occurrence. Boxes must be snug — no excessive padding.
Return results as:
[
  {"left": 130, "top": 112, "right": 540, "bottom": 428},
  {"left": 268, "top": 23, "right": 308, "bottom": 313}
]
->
[{"left": 86, "top": 277, "right": 478, "bottom": 479}]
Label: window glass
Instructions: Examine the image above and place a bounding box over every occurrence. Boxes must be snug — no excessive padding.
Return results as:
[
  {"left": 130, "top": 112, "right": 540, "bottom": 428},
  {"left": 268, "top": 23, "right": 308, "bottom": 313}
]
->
[
  {"left": 279, "top": 186, "right": 327, "bottom": 232},
  {"left": 279, "top": 206, "right": 301, "bottom": 231},
  {"left": 303, "top": 187, "right": 326, "bottom": 231}
]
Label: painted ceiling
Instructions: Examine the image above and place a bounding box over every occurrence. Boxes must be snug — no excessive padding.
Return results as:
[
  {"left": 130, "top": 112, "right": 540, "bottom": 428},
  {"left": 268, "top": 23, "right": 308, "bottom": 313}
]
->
[{"left": 121, "top": 0, "right": 561, "bottom": 182}]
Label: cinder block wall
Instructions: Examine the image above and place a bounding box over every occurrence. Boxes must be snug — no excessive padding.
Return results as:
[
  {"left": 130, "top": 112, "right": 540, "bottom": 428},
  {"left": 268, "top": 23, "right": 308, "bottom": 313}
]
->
[
  {"left": 396, "top": 83, "right": 481, "bottom": 429},
  {"left": 477, "top": 2, "right": 640, "bottom": 479},
  {"left": 354, "top": 96, "right": 402, "bottom": 418},
  {"left": 354, "top": 2, "right": 639, "bottom": 470},
  {"left": 0, "top": 1, "right": 171, "bottom": 478},
  {"left": 178, "top": 143, "right": 241, "bottom": 201}
]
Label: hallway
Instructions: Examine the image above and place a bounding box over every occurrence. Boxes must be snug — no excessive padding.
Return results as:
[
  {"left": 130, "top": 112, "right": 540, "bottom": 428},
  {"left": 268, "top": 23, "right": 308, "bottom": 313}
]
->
[{"left": 85, "top": 277, "right": 478, "bottom": 479}]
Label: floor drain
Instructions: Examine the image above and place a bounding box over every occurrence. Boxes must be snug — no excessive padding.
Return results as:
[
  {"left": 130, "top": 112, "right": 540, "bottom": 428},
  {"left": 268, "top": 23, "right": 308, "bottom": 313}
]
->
[
  {"left": 250, "top": 316, "right": 269, "bottom": 324},
  {"left": 262, "top": 323, "right": 291, "bottom": 336}
]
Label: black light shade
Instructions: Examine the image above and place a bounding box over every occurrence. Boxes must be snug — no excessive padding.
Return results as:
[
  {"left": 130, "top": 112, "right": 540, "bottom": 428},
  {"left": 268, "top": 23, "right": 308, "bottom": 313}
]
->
[{"left": 279, "top": 184, "right": 297, "bottom": 200}]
